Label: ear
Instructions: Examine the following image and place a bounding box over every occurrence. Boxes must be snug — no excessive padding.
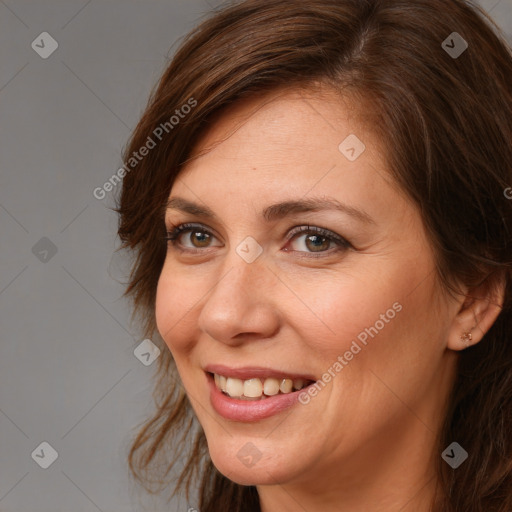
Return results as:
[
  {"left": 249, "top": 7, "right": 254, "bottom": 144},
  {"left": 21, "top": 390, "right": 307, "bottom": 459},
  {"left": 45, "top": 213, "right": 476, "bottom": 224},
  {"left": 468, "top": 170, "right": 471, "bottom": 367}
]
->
[{"left": 447, "top": 272, "right": 506, "bottom": 351}]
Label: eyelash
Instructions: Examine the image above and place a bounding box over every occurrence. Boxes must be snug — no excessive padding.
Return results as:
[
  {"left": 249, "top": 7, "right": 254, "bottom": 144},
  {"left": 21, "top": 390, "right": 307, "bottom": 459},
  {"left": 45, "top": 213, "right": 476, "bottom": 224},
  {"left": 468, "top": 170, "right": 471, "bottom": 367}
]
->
[{"left": 164, "top": 222, "right": 351, "bottom": 258}]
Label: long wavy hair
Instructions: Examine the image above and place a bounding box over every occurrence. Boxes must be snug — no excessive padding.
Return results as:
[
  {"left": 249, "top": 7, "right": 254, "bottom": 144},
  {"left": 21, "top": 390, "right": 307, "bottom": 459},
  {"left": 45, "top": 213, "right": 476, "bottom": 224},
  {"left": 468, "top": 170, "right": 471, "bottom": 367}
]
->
[{"left": 115, "top": 0, "right": 512, "bottom": 510}]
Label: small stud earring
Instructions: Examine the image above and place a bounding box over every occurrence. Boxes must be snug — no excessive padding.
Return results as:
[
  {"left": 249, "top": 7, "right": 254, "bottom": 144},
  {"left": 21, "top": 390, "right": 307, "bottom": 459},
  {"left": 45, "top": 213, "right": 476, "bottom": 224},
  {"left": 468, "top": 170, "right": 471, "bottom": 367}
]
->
[{"left": 460, "top": 331, "right": 473, "bottom": 345}]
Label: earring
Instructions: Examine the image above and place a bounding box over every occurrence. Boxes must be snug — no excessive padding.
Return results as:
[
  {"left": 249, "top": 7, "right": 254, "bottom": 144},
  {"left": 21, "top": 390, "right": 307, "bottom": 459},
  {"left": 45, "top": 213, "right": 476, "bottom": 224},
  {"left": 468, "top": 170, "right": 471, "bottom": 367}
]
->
[{"left": 460, "top": 331, "right": 473, "bottom": 346}]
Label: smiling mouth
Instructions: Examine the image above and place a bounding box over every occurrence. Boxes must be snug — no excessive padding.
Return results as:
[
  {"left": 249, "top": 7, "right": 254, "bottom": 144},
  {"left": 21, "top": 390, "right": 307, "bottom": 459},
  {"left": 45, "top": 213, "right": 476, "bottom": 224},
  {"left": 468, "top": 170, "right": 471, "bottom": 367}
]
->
[{"left": 210, "top": 372, "right": 315, "bottom": 400}]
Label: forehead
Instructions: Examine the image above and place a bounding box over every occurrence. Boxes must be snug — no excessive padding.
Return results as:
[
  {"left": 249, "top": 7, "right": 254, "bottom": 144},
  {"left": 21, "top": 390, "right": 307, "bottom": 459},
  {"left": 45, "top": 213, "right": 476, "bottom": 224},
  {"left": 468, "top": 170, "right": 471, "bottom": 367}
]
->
[
  {"left": 186, "top": 86, "right": 375, "bottom": 165},
  {"left": 171, "top": 87, "right": 398, "bottom": 216}
]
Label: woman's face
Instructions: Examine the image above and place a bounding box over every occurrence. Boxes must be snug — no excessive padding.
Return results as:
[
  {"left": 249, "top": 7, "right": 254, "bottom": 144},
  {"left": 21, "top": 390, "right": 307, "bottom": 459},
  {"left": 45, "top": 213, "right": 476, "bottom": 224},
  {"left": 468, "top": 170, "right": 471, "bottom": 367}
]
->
[{"left": 155, "top": 87, "right": 460, "bottom": 493}]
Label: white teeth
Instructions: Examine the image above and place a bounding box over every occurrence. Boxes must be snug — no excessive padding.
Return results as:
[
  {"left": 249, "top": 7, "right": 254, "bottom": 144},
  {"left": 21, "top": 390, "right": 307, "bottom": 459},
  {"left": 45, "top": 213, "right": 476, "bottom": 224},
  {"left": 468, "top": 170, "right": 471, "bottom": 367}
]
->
[
  {"left": 279, "top": 378, "right": 293, "bottom": 393},
  {"left": 263, "top": 378, "right": 280, "bottom": 396},
  {"left": 225, "top": 377, "right": 244, "bottom": 397},
  {"left": 213, "top": 373, "right": 309, "bottom": 398},
  {"left": 244, "top": 378, "right": 263, "bottom": 397}
]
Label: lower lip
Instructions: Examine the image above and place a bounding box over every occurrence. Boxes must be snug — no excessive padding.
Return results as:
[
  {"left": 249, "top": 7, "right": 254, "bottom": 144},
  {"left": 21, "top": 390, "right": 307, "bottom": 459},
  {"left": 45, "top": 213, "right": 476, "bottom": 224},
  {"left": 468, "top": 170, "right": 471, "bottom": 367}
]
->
[{"left": 207, "top": 373, "right": 307, "bottom": 422}]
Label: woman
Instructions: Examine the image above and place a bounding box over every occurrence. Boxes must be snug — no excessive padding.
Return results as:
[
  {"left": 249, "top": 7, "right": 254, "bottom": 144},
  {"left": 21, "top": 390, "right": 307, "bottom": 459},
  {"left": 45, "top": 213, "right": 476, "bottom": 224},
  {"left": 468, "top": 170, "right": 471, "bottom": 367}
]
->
[{"left": 116, "top": 0, "right": 512, "bottom": 510}]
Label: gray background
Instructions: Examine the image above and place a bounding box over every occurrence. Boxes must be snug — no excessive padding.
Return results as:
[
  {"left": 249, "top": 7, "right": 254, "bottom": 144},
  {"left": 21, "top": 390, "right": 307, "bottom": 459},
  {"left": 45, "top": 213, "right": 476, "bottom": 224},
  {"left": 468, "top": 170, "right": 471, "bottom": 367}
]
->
[{"left": 0, "top": 1, "right": 511, "bottom": 511}]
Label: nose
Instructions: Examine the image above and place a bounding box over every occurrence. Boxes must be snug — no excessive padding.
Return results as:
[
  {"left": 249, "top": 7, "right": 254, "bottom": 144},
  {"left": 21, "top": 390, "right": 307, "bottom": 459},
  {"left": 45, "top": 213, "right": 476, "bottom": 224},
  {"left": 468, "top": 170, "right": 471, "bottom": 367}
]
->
[{"left": 197, "top": 254, "right": 280, "bottom": 345}]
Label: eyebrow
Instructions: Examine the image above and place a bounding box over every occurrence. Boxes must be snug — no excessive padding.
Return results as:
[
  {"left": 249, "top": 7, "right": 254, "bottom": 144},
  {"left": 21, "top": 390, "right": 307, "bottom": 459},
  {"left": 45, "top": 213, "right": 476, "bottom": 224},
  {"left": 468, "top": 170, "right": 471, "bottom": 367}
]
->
[{"left": 165, "top": 196, "right": 375, "bottom": 225}]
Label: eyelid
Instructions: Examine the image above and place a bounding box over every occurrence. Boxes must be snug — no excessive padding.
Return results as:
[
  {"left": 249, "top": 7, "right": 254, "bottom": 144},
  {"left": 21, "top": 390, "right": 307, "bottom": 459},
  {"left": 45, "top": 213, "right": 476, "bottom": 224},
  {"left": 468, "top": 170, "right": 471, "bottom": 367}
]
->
[{"left": 286, "top": 225, "right": 350, "bottom": 246}]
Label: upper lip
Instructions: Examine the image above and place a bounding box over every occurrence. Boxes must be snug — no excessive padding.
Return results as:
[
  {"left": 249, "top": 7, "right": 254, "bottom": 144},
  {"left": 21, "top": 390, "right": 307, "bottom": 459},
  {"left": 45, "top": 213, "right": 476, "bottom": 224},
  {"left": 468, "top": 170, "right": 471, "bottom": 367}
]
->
[{"left": 204, "top": 364, "right": 316, "bottom": 382}]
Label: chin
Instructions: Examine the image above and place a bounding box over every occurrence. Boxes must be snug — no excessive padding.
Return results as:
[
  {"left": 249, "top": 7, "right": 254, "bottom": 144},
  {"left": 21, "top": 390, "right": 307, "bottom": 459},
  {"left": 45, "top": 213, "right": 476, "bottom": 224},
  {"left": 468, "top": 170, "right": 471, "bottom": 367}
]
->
[
  {"left": 211, "top": 457, "right": 287, "bottom": 486},
  {"left": 207, "top": 439, "right": 300, "bottom": 486}
]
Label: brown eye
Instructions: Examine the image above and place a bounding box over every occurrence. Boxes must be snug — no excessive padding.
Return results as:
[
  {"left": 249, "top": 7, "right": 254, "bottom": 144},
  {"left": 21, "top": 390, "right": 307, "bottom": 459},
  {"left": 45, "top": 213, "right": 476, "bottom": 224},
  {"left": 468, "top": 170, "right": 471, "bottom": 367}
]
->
[
  {"left": 286, "top": 226, "right": 351, "bottom": 256},
  {"left": 188, "top": 230, "right": 212, "bottom": 247},
  {"left": 165, "top": 223, "right": 222, "bottom": 250},
  {"left": 303, "top": 234, "right": 331, "bottom": 252}
]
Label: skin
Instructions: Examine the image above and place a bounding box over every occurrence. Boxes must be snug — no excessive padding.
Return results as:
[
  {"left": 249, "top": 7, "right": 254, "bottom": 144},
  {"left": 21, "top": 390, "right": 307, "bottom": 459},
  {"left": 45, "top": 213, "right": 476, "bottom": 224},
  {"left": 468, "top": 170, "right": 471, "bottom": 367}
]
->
[{"left": 155, "top": 86, "right": 503, "bottom": 512}]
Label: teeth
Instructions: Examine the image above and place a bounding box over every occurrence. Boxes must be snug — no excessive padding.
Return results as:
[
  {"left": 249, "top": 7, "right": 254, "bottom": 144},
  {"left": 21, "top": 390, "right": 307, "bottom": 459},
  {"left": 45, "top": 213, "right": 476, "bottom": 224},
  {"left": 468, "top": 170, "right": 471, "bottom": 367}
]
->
[
  {"left": 219, "top": 375, "right": 227, "bottom": 392},
  {"left": 293, "top": 378, "right": 304, "bottom": 390},
  {"left": 244, "top": 378, "right": 263, "bottom": 397},
  {"left": 213, "top": 373, "right": 309, "bottom": 399},
  {"left": 226, "top": 377, "right": 244, "bottom": 397},
  {"left": 263, "top": 378, "right": 280, "bottom": 396},
  {"left": 279, "top": 378, "right": 293, "bottom": 393}
]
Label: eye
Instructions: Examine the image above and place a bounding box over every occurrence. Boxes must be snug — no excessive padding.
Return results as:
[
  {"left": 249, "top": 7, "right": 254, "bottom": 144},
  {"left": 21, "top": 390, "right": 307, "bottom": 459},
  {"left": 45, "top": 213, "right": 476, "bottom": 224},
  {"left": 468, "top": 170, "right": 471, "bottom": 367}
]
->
[
  {"left": 285, "top": 225, "right": 351, "bottom": 256},
  {"left": 165, "top": 223, "right": 351, "bottom": 257},
  {"left": 165, "top": 223, "right": 222, "bottom": 251}
]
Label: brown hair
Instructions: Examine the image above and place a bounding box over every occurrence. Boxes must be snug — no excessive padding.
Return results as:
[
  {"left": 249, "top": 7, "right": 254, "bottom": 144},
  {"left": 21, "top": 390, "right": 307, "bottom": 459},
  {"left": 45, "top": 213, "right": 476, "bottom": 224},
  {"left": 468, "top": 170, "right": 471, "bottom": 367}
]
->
[{"left": 116, "top": 0, "right": 512, "bottom": 510}]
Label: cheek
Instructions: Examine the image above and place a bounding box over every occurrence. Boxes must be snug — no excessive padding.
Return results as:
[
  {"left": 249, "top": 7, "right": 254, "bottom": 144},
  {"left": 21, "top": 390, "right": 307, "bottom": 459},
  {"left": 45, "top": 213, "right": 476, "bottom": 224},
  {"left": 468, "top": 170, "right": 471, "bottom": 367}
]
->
[
  {"left": 288, "top": 268, "right": 408, "bottom": 358},
  {"left": 290, "top": 254, "right": 442, "bottom": 384},
  {"left": 155, "top": 245, "right": 440, "bottom": 369},
  {"left": 154, "top": 264, "right": 198, "bottom": 354},
  {"left": 322, "top": 264, "right": 447, "bottom": 409}
]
